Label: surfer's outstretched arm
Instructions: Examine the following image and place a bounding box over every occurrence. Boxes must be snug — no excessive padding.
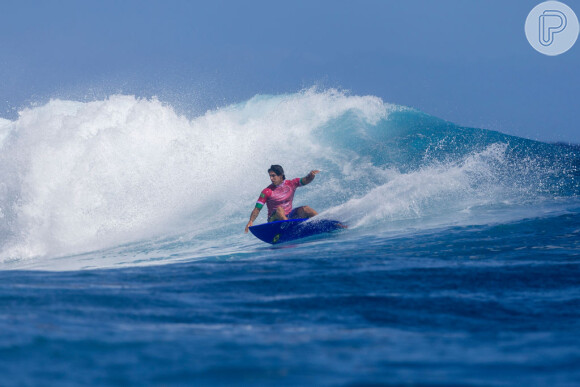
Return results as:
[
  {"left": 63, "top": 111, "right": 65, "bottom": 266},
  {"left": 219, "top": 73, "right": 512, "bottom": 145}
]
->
[
  {"left": 300, "top": 170, "right": 320, "bottom": 186},
  {"left": 245, "top": 207, "right": 261, "bottom": 233}
]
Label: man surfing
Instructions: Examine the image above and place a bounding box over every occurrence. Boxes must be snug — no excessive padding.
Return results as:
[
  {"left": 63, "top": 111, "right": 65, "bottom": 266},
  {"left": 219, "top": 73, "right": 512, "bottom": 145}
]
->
[{"left": 244, "top": 165, "right": 319, "bottom": 233}]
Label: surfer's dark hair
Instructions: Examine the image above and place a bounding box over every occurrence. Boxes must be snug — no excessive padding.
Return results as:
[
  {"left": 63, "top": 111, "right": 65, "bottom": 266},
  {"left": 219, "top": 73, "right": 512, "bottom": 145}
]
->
[{"left": 268, "top": 165, "right": 285, "bottom": 180}]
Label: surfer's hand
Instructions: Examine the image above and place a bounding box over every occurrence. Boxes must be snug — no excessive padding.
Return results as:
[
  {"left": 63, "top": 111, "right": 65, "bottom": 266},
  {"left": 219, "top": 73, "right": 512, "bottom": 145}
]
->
[
  {"left": 245, "top": 221, "right": 253, "bottom": 233},
  {"left": 309, "top": 170, "right": 320, "bottom": 177}
]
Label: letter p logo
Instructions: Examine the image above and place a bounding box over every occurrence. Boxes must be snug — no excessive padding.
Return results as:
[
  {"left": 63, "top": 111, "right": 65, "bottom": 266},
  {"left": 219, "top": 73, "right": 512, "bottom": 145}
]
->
[
  {"left": 526, "top": 1, "right": 579, "bottom": 55},
  {"left": 539, "top": 10, "right": 567, "bottom": 46}
]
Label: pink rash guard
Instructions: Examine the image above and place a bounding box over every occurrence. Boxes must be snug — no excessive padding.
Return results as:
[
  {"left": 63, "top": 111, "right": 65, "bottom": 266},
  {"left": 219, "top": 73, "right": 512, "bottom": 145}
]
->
[{"left": 255, "top": 178, "right": 303, "bottom": 218}]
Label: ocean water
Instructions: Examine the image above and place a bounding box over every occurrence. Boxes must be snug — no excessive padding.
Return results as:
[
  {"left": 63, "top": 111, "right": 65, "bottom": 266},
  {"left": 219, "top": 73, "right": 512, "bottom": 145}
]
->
[{"left": 1, "top": 89, "right": 579, "bottom": 386}]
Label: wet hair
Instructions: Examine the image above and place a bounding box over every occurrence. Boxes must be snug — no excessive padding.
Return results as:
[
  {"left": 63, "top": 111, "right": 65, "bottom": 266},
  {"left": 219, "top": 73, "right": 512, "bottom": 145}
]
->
[{"left": 268, "top": 165, "right": 285, "bottom": 180}]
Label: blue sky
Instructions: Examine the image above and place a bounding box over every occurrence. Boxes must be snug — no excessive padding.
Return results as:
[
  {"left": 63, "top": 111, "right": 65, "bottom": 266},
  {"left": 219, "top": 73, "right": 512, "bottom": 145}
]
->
[{"left": 1, "top": 0, "right": 579, "bottom": 142}]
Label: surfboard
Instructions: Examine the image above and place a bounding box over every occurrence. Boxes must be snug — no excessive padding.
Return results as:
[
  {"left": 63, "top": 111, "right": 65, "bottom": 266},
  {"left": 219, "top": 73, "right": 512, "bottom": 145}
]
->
[{"left": 249, "top": 218, "right": 345, "bottom": 244}]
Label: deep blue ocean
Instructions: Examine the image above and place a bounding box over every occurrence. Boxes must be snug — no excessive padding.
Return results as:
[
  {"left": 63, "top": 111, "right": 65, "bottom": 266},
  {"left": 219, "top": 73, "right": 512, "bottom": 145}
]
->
[{"left": 1, "top": 90, "right": 579, "bottom": 386}]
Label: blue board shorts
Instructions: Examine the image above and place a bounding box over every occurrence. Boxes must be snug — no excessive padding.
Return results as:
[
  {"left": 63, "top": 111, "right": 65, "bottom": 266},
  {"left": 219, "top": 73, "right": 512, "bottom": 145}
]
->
[{"left": 268, "top": 207, "right": 302, "bottom": 223}]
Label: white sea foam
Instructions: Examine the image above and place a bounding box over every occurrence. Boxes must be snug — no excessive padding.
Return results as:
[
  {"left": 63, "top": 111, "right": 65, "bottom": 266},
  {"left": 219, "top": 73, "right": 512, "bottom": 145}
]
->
[
  {"left": 320, "top": 143, "right": 511, "bottom": 228},
  {"left": 0, "top": 89, "right": 564, "bottom": 267},
  {"left": 0, "top": 89, "right": 393, "bottom": 262}
]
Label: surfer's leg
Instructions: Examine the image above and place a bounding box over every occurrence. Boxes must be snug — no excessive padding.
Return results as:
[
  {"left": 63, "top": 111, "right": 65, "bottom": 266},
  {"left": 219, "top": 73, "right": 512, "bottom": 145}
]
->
[
  {"left": 292, "top": 206, "right": 318, "bottom": 219},
  {"left": 268, "top": 207, "right": 288, "bottom": 222}
]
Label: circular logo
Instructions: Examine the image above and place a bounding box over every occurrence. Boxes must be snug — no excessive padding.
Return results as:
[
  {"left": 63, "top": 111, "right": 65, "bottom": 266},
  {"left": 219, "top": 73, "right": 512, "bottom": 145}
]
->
[{"left": 525, "top": 1, "right": 579, "bottom": 56}]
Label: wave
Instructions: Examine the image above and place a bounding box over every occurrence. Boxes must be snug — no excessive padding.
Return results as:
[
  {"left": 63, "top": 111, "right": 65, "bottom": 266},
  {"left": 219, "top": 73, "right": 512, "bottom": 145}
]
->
[{"left": 0, "top": 89, "right": 578, "bottom": 264}]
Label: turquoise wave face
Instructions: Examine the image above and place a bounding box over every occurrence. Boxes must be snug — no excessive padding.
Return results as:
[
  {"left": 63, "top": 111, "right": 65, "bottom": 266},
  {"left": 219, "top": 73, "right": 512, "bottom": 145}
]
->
[
  {"left": 319, "top": 107, "right": 577, "bottom": 183},
  {"left": 0, "top": 89, "right": 578, "bottom": 265}
]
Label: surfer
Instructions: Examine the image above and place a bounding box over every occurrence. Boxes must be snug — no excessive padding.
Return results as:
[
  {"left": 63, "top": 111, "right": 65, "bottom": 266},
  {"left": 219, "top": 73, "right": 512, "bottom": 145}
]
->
[{"left": 244, "top": 165, "right": 319, "bottom": 233}]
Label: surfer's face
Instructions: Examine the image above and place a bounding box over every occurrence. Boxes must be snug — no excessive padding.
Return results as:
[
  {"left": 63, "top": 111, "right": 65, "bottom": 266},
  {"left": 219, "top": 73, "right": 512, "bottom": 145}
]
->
[{"left": 269, "top": 172, "right": 283, "bottom": 186}]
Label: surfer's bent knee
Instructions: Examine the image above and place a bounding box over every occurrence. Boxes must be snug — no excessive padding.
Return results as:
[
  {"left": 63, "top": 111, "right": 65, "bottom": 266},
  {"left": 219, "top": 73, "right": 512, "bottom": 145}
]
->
[{"left": 268, "top": 207, "right": 286, "bottom": 222}]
